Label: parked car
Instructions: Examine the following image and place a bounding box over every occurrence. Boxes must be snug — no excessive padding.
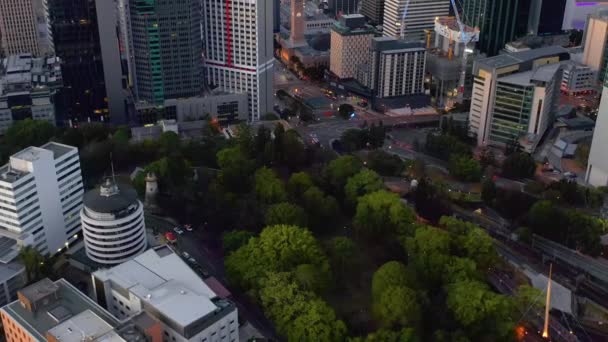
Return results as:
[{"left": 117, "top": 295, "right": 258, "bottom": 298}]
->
[
  {"left": 182, "top": 251, "right": 190, "bottom": 259},
  {"left": 185, "top": 224, "right": 193, "bottom": 232},
  {"left": 173, "top": 226, "right": 184, "bottom": 235}
]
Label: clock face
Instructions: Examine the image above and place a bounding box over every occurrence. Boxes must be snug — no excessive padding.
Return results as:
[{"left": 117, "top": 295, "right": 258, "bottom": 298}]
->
[{"left": 296, "top": 12, "right": 302, "bottom": 17}]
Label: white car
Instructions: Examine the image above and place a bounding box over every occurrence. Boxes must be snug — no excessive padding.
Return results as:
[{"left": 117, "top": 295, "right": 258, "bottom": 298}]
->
[
  {"left": 182, "top": 251, "right": 190, "bottom": 259},
  {"left": 173, "top": 227, "right": 184, "bottom": 235},
  {"left": 185, "top": 224, "right": 193, "bottom": 232}
]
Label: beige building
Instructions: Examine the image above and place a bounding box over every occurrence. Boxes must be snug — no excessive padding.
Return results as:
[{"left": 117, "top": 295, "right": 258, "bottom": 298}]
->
[
  {"left": 330, "top": 14, "right": 376, "bottom": 79},
  {"left": 582, "top": 10, "right": 608, "bottom": 81},
  {"left": 0, "top": 0, "right": 53, "bottom": 56}
]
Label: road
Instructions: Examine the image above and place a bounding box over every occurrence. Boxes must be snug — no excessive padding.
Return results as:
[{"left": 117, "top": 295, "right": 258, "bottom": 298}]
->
[{"left": 147, "top": 215, "right": 278, "bottom": 340}]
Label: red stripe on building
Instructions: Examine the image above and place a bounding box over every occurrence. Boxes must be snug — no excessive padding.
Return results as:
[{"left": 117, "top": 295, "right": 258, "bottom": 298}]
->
[{"left": 225, "top": 0, "right": 233, "bottom": 66}]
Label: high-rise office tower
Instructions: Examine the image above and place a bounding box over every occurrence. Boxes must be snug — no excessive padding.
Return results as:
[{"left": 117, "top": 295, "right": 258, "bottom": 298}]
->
[
  {"left": 383, "top": 0, "right": 450, "bottom": 41},
  {"left": 528, "top": 0, "right": 567, "bottom": 35},
  {"left": 0, "top": 0, "right": 54, "bottom": 56},
  {"left": 329, "top": 0, "right": 360, "bottom": 16},
  {"left": 361, "top": 0, "right": 385, "bottom": 25},
  {"left": 462, "top": 0, "right": 531, "bottom": 57},
  {"left": 129, "top": 0, "right": 202, "bottom": 104},
  {"left": 49, "top": 0, "right": 111, "bottom": 125},
  {"left": 203, "top": 0, "right": 274, "bottom": 121},
  {"left": 290, "top": 0, "right": 307, "bottom": 46},
  {"left": 582, "top": 10, "right": 608, "bottom": 82},
  {"left": 586, "top": 75, "right": 608, "bottom": 186},
  {"left": 330, "top": 14, "right": 376, "bottom": 79}
]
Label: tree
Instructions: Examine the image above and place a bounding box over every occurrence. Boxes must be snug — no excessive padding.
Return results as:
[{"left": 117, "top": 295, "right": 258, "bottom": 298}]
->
[
  {"left": 481, "top": 179, "right": 497, "bottom": 204},
  {"left": 287, "top": 299, "right": 347, "bottom": 342},
  {"left": 444, "top": 257, "right": 479, "bottom": 284},
  {"left": 255, "top": 125, "right": 272, "bottom": 164},
  {"left": 217, "top": 147, "right": 255, "bottom": 193},
  {"left": 368, "top": 121, "right": 386, "bottom": 148},
  {"left": 462, "top": 227, "right": 497, "bottom": 269},
  {"left": 323, "top": 155, "right": 363, "bottom": 195},
  {"left": 514, "top": 285, "right": 543, "bottom": 314},
  {"left": 425, "top": 134, "right": 471, "bottom": 160},
  {"left": 4, "top": 119, "right": 56, "bottom": 154},
  {"left": 265, "top": 202, "right": 307, "bottom": 227},
  {"left": 449, "top": 155, "right": 482, "bottom": 182},
  {"left": 479, "top": 147, "right": 496, "bottom": 168},
  {"left": 340, "top": 129, "right": 368, "bottom": 152},
  {"left": 374, "top": 286, "right": 421, "bottom": 328},
  {"left": 287, "top": 172, "right": 314, "bottom": 200},
  {"left": 502, "top": 152, "right": 536, "bottom": 179},
  {"left": 235, "top": 123, "right": 255, "bottom": 157},
  {"left": 404, "top": 226, "right": 451, "bottom": 285},
  {"left": 301, "top": 186, "right": 339, "bottom": 230},
  {"left": 294, "top": 263, "right": 329, "bottom": 293},
  {"left": 282, "top": 130, "right": 307, "bottom": 170},
  {"left": 354, "top": 190, "right": 416, "bottom": 237},
  {"left": 367, "top": 150, "right": 405, "bottom": 176},
  {"left": 18, "top": 246, "right": 45, "bottom": 283},
  {"left": 326, "top": 237, "right": 357, "bottom": 275},
  {"left": 254, "top": 167, "right": 287, "bottom": 205},
  {"left": 344, "top": 169, "right": 384, "bottom": 207},
  {"left": 222, "top": 230, "right": 255, "bottom": 253},
  {"left": 338, "top": 104, "right": 355, "bottom": 119},
  {"left": 412, "top": 178, "right": 451, "bottom": 222},
  {"left": 372, "top": 261, "right": 416, "bottom": 301},
  {"left": 158, "top": 131, "right": 180, "bottom": 157},
  {"left": 359, "top": 328, "right": 419, "bottom": 342},
  {"left": 225, "top": 225, "right": 330, "bottom": 289}
]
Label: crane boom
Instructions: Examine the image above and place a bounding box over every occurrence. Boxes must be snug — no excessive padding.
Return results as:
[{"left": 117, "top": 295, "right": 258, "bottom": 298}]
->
[
  {"left": 449, "top": 0, "right": 469, "bottom": 102},
  {"left": 399, "top": 0, "right": 412, "bottom": 39}
]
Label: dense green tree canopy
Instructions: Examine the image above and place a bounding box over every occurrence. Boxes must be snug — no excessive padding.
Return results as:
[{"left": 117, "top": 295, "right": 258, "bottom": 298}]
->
[
  {"left": 287, "top": 171, "right": 314, "bottom": 200},
  {"left": 323, "top": 155, "right": 363, "bottom": 195},
  {"left": 326, "top": 236, "right": 358, "bottom": 275},
  {"left": 354, "top": 190, "right": 415, "bottom": 237},
  {"left": 265, "top": 202, "right": 307, "bottom": 227},
  {"left": 345, "top": 169, "right": 384, "bottom": 207},
  {"left": 374, "top": 285, "right": 421, "bottom": 328},
  {"left": 448, "top": 155, "right": 482, "bottom": 182},
  {"left": 301, "top": 186, "right": 339, "bottom": 230},
  {"left": 372, "top": 261, "right": 416, "bottom": 301},
  {"left": 502, "top": 152, "right": 536, "bottom": 179},
  {"left": 217, "top": 147, "right": 255, "bottom": 193},
  {"left": 254, "top": 167, "right": 287, "bottom": 205},
  {"left": 222, "top": 230, "right": 254, "bottom": 253}
]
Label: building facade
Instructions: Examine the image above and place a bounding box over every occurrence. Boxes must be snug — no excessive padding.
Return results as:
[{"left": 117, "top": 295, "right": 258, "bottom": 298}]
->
[
  {"left": 81, "top": 179, "right": 146, "bottom": 265},
  {"left": 0, "top": 262, "right": 26, "bottom": 308},
  {"left": 0, "top": 54, "right": 62, "bottom": 134},
  {"left": 462, "top": 0, "right": 531, "bottom": 57},
  {"left": 468, "top": 47, "right": 568, "bottom": 148},
  {"left": 0, "top": 0, "right": 54, "bottom": 56},
  {"left": 361, "top": 0, "right": 385, "bottom": 25},
  {"left": 364, "top": 37, "right": 426, "bottom": 98},
  {"left": 129, "top": 0, "right": 202, "bottom": 104},
  {"left": 582, "top": 10, "right": 608, "bottom": 82},
  {"left": 527, "top": 0, "right": 566, "bottom": 35},
  {"left": 328, "top": 0, "right": 360, "bottom": 16},
  {"left": 586, "top": 77, "right": 608, "bottom": 187},
  {"left": 560, "top": 61, "right": 596, "bottom": 95},
  {"left": 203, "top": 0, "right": 274, "bottom": 121},
  {"left": 0, "top": 142, "right": 83, "bottom": 255},
  {"left": 383, "top": 0, "right": 450, "bottom": 41},
  {"left": 92, "top": 245, "right": 239, "bottom": 342},
  {"left": 330, "top": 15, "right": 376, "bottom": 79}
]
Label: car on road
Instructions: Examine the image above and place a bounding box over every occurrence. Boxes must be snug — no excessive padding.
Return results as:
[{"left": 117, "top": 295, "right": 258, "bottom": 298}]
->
[
  {"left": 188, "top": 257, "right": 197, "bottom": 264},
  {"left": 195, "top": 265, "right": 210, "bottom": 278},
  {"left": 173, "top": 226, "right": 184, "bottom": 235},
  {"left": 185, "top": 224, "right": 193, "bottom": 232},
  {"left": 182, "top": 251, "right": 190, "bottom": 259}
]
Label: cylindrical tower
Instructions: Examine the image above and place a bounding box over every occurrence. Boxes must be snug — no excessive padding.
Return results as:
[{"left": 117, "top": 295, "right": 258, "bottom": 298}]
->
[
  {"left": 80, "top": 178, "right": 147, "bottom": 265},
  {"left": 144, "top": 172, "right": 158, "bottom": 208}
]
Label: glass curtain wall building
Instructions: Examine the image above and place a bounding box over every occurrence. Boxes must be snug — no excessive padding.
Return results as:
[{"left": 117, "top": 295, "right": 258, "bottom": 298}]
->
[{"left": 489, "top": 82, "right": 534, "bottom": 144}]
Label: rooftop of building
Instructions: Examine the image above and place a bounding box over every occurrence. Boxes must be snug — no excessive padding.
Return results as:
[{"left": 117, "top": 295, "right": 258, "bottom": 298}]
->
[
  {"left": 561, "top": 60, "right": 593, "bottom": 72},
  {"left": 41, "top": 141, "right": 76, "bottom": 159},
  {"left": 498, "top": 63, "right": 562, "bottom": 86},
  {"left": 476, "top": 46, "right": 569, "bottom": 70},
  {"left": 0, "top": 278, "right": 120, "bottom": 341},
  {"left": 83, "top": 179, "right": 139, "bottom": 215},
  {"left": 435, "top": 16, "right": 479, "bottom": 33},
  {"left": 0, "top": 260, "right": 23, "bottom": 283},
  {"left": 332, "top": 14, "right": 376, "bottom": 35},
  {"left": 372, "top": 37, "right": 425, "bottom": 52},
  {"left": 46, "top": 309, "right": 125, "bottom": 342},
  {"left": 0, "top": 236, "right": 19, "bottom": 264},
  {"left": 0, "top": 54, "right": 61, "bottom": 95},
  {"left": 93, "top": 245, "right": 221, "bottom": 328}
]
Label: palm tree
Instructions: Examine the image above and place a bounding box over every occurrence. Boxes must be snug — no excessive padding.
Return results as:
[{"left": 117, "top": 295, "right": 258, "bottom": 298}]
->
[{"left": 18, "top": 246, "right": 44, "bottom": 282}]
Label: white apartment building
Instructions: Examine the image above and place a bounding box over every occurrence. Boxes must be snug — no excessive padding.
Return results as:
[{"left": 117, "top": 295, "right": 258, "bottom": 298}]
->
[
  {"left": 330, "top": 14, "right": 376, "bottom": 79},
  {"left": 203, "top": 0, "right": 274, "bottom": 121},
  {"left": 92, "top": 245, "right": 239, "bottom": 342},
  {"left": 586, "top": 83, "right": 608, "bottom": 187},
  {"left": 383, "top": 0, "right": 450, "bottom": 41},
  {"left": 81, "top": 179, "right": 146, "bottom": 266},
  {"left": 0, "top": 142, "right": 83, "bottom": 255},
  {"left": 0, "top": 54, "right": 62, "bottom": 134},
  {"left": 0, "top": 0, "right": 54, "bottom": 56},
  {"left": 365, "top": 37, "right": 426, "bottom": 98},
  {"left": 560, "top": 61, "right": 596, "bottom": 95},
  {"left": 469, "top": 47, "right": 568, "bottom": 148}
]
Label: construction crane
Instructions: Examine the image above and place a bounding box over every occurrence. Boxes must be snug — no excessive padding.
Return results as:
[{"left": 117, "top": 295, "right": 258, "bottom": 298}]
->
[
  {"left": 449, "top": 0, "right": 475, "bottom": 102},
  {"left": 399, "top": 0, "right": 412, "bottom": 39}
]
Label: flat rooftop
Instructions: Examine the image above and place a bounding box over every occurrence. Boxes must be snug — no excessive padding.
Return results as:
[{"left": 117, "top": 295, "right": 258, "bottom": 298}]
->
[
  {"left": 1, "top": 279, "right": 120, "bottom": 341},
  {"left": 41, "top": 142, "right": 76, "bottom": 159},
  {"left": 477, "top": 46, "right": 569, "bottom": 70},
  {"left": 498, "top": 63, "right": 562, "bottom": 86},
  {"left": 94, "top": 246, "right": 219, "bottom": 327},
  {"left": 0, "top": 260, "right": 23, "bottom": 283},
  {"left": 46, "top": 310, "right": 125, "bottom": 342}
]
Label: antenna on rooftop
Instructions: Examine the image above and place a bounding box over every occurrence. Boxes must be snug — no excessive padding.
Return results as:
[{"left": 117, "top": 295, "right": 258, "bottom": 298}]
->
[{"left": 110, "top": 152, "right": 116, "bottom": 185}]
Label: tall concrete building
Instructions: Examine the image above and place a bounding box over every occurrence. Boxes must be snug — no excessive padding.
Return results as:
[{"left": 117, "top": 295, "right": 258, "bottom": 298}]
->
[
  {"left": 328, "top": 0, "right": 360, "bottom": 16},
  {"left": 361, "top": 0, "right": 385, "bottom": 25},
  {"left": 586, "top": 77, "right": 608, "bottom": 187},
  {"left": 203, "top": 0, "right": 274, "bottom": 121},
  {"left": 0, "top": 0, "right": 54, "bottom": 56},
  {"left": 0, "top": 142, "right": 83, "bottom": 255},
  {"left": 468, "top": 47, "right": 568, "bottom": 149},
  {"left": 290, "top": 0, "right": 307, "bottom": 47},
  {"left": 383, "top": 0, "right": 450, "bottom": 41},
  {"left": 462, "top": 0, "right": 531, "bottom": 57},
  {"left": 360, "top": 37, "right": 426, "bottom": 98},
  {"left": 527, "top": 0, "right": 567, "bottom": 35},
  {"left": 330, "top": 14, "right": 376, "bottom": 79},
  {"left": 129, "top": 0, "right": 202, "bottom": 105},
  {"left": 0, "top": 54, "right": 62, "bottom": 134},
  {"left": 582, "top": 10, "right": 608, "bottom": 82}
]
